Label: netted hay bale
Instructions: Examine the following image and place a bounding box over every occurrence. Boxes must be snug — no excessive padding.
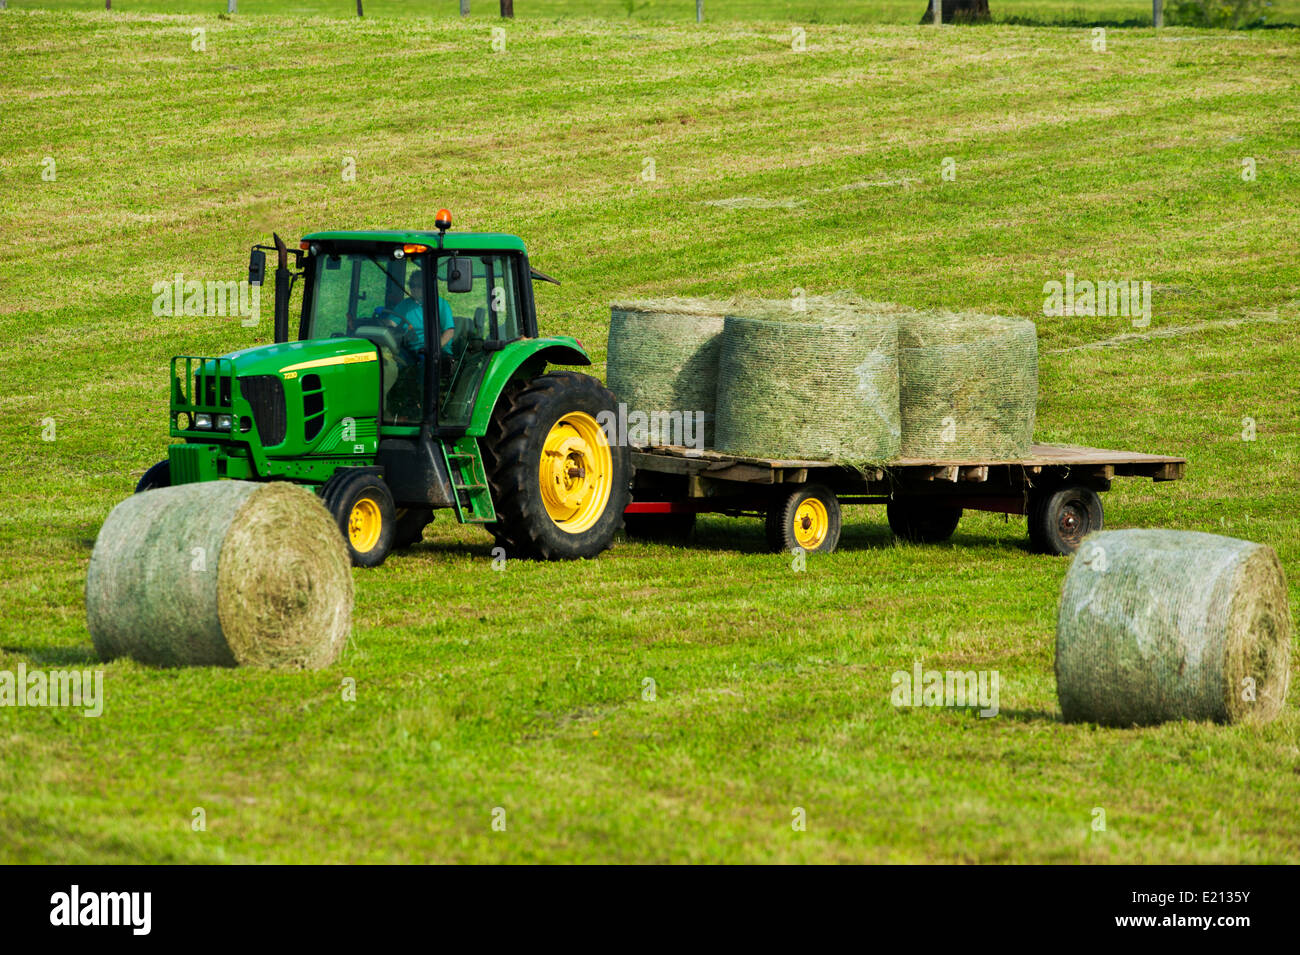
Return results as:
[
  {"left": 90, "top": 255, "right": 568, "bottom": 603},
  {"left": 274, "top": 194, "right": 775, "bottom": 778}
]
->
[
  {"left": 897, "top": 311, "right": 1038, "bottom": 460},
  {"left": 606, "top": 298, "right": 729, "bottom": 448},
  {"left": 86, "top": 481, "right": 352, "bottom": 669},
  {"left": 1056, "top": 529, "right": 1292, "bottom": 726},
  {"left": 713, "top": 302, "right": 900, "bottom": 463}
]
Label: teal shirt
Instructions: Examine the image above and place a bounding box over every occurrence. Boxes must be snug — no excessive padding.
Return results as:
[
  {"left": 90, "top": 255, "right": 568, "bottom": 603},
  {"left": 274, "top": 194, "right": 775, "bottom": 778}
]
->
[{"left": 393, "top": 298, "right": 454, "bottom": 355}]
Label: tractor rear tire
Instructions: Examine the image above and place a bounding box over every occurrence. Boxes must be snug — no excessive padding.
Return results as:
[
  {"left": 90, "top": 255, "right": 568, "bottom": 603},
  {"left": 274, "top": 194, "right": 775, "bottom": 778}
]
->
[
  {"left": 392, "top": 507, "right": 434, "bottom": 549},
  {"left": 765, "top": 484, "right": 842, "bottom": 554},
  {"left": 484, "top": 371, "right": 630, "bottom": 560},
  {"left": 135, "top": 460, "right": 171, "bottom": 493},
  {"left": 887, "top": 497, "right": 963, "bottom": 544},
  {"left": 480, "top": 378, "right": 531, "bottom": 555},
  {"left": 321, "top": 469, "right": 396, "bottom": 567}
]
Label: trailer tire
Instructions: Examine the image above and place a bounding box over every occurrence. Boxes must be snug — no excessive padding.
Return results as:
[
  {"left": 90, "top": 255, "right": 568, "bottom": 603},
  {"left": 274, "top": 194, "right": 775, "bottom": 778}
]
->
[
  {"left": 1028, "top": 483, "right": 1103, "bottom": 556},
  {"left": 766, "top": 484, "right": 841, "bottom": 554},
  {"left": 135, "top": 460, "right": 171, "bottom": 493},
  {"left": 624, "top": 511, "right": 696, "bottom": 543},
  {"left": 484, "top": 371, "right": 630, "bottom": 560},
  {"left": 321, "top": 469, "right": 396, "bottom": 567},
  {"left": 886, "top": 498, "right": 963, "bottom": 544}
]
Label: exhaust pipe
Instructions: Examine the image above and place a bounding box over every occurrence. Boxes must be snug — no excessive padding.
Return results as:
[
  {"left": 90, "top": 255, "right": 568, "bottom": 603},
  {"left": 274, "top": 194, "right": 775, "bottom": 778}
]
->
[{"left": 273, "top": 232, "right": 291, "bottom": 344}]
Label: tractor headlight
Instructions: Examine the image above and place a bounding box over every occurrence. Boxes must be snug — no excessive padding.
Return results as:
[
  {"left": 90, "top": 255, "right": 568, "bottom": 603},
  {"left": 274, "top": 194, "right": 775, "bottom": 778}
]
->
[
  {"left": 195, "top": 413, "right": 213, "bottom": 429},
  {"left": 216, "top": 414, "right": 233, "bottom": 431}
]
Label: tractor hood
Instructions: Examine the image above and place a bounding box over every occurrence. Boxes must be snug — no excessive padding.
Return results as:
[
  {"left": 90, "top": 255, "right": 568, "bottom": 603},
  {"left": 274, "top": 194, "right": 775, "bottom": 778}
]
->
[{"left": 219, "top": 337, "right": 378, "bottom": 379}]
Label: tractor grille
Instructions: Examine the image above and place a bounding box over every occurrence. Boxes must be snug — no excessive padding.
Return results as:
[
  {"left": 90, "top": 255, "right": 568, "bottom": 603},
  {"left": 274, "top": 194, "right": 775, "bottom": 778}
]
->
[{"left": 239, "top": 375, "right": 287, "bottom": 446}]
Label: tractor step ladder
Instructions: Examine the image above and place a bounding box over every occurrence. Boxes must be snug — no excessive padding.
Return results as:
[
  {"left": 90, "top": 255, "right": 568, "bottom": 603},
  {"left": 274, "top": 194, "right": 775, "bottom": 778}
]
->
[{"left": 440, "top": 437, "right": 496, "bottom": 524}]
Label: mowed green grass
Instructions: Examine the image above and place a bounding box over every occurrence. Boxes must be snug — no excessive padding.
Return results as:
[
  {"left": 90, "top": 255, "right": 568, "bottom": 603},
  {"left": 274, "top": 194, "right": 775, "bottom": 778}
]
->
[{"left": 1, "top": 10, "right": 1297, "bottom": 863}]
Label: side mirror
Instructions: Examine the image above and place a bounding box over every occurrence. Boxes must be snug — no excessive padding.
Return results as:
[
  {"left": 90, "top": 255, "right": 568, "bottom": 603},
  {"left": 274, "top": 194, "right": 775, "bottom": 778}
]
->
[
  {"left": 446, "top": 256, "right": 473, "bottom": 294},
  {"left": 248, "top": 248, "right": 266, "bottom": 287}
]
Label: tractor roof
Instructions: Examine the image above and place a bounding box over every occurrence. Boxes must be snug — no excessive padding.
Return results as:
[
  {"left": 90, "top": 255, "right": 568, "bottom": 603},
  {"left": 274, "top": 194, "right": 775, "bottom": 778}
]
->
[{"left": 302, "top": 229, "right": 526, "bottom": 252}]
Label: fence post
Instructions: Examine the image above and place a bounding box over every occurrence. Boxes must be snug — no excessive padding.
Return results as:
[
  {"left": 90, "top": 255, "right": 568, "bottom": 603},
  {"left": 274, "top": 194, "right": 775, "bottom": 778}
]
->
[
  {"left": 933, "top": 0, "right": 941, "bottom": 25},
  {"left": 696, "top": 0, "right": 703, "bottom": 21},
  {"left": 1153, "top": 0, "right": 1163, "bottom": 26},
  {"left": 461, "top": 0, "right": 470, "bottom": 14},
  {"left": 228, "top": 0, "right": 237, "bottom": 12},
  {"left": 356, "top": 0, "right": 364, "bottom": 17}
]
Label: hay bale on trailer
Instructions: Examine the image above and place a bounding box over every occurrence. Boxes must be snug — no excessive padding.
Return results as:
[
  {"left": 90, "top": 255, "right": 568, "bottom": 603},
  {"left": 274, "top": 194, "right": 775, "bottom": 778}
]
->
[
  {"left": 1056, "top": 529, "right": 1292, "bottom": 726},
  {"left": 897, "top": 311, "right": 1038, "bottom": 460},
  {"left": 606, "top": 298, "right": 729, "bottom": 448},
  {"left": 713, "top": 302, "right": 901, "bottom": 463},
  {"left": 86, "top": 481, "right": 353, "bottom": 669}
]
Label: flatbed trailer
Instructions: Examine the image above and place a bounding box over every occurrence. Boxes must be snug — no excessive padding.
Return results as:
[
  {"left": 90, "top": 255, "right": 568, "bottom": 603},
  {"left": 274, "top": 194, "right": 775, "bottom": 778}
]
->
[{"left": 624, "top": 443, "right": 1187, "bottom": 556}]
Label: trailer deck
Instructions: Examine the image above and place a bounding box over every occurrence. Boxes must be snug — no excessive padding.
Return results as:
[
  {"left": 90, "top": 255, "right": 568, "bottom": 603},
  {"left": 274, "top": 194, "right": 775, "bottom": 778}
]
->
[{"left": 625, "top": 443, "right": 1187, "bottom": 555}]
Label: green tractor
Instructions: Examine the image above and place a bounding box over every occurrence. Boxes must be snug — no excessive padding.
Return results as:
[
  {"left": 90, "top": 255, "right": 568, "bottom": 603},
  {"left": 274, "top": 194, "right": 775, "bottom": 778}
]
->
[{"left": 138, "top": 212, "right": 630, "bottom": 565}]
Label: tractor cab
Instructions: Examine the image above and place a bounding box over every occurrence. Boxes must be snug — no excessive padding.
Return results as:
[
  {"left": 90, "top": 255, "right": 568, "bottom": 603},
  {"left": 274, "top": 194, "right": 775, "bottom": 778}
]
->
[{"left": 296, "top": 217, "right": 539, "bottom": 433}]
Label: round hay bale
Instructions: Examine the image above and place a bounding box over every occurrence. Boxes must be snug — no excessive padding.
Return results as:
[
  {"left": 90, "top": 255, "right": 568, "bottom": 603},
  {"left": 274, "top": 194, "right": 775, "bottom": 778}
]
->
[
  {"left": 606, "top": 298, "right": 729, "bottom": 448},
  {"left": 713, "top": 303, "right": 901, "bottom": 463},
  {"left": 86, "top": 481, "right": 353, "bottom": 669},
  {"left": 1056, "top": 529, "right": 1292, "bottom": 726},
  {"left": 897, "top": 311, "right": 1037, "bottom": 460}
]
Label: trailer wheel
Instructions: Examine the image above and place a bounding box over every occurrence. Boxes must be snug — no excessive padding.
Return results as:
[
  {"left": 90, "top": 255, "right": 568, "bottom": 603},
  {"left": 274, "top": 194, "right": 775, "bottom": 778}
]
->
[
  {"left": 766, "top": 484, "right": 841, "bottom": 554},
  {"left": 1028, "top": 484, "right": 1103, "bottom": 555},
  {"left": 624, "top": 511, "right": 696, "bottom": 543},
  {"left": 321, "top": 469, "right": 396, "bottom": 567},
  {"left": 135, "top": 460, "right": 171, "bottom": 493},
  {"left": 392, "top": 507, "right": 433, "bottom": 549},
  {"left": 886, "top": 498, "right": 962, "bottom": 544}
]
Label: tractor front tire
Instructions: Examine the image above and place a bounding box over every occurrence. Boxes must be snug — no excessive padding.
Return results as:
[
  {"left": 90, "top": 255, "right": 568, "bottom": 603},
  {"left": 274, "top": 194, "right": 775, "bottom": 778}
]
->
[
  {"left": 135, "top": 460, "right": 171, "bottom": 493},
  {"left": 484, "top": 371, "right": 630, "bottom": 560},
  {"left": 321, "top": 469, "right": 396, "bottom": 567}
]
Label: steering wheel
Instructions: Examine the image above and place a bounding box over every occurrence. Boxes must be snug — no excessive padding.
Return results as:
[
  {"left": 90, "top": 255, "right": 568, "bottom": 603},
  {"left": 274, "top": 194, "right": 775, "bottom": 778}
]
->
[{"left": 346, "top": 306, "right": 401, "bottom": 336}]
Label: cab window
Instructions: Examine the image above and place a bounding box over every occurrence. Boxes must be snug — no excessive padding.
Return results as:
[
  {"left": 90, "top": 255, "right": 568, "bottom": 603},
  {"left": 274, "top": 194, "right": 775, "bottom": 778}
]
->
[{"left": 436, "top": 252, "right": 524, "bottom": 428}]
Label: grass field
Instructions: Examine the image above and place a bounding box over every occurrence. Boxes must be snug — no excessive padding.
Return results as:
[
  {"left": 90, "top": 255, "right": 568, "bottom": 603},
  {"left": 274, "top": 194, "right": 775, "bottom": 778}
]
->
[
  {"left": 14, "top": 0, "right": 1300, "bottom": 26},
  {"left": 1, "top": 8, "right": 1297, "bottom": 863}
]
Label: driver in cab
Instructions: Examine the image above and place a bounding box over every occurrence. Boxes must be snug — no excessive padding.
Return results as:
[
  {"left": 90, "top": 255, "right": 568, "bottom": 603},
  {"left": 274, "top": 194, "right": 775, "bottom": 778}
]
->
[{"left": 385, "top": 269, "right": 456, "bottom": 360}]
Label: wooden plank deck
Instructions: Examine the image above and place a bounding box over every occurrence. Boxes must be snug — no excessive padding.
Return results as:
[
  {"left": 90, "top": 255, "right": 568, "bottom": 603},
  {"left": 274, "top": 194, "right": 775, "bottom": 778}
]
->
[{"left": 632, "top": 443, "right": 1187, "bottom": 482}]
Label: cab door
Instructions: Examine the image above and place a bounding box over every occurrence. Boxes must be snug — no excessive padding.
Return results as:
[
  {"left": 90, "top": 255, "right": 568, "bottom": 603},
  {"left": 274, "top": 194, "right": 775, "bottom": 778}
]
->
[{"left": 435, "top": 251, "right": 526, "bottom": 429}]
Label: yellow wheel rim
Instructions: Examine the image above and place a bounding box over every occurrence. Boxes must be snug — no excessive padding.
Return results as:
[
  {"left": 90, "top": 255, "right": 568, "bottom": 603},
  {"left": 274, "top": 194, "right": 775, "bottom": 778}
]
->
[
  {"left": 792, "top": 497, "right": 828, "bottom": 550},
  {"left": 348, "top": 497, "right": 382, "bottom": 552},
  {"left": 539, "top": 411, "right": 614, "bottom": 534}
]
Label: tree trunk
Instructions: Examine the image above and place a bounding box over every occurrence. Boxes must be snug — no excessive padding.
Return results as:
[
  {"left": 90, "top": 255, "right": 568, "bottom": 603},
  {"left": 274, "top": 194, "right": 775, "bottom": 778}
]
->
[
  {"left": 920, "top": 0, "right": 990, "bottom": 22},
  {"left": 500, "top": 0, "right": 514, "bottom": 16}
]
